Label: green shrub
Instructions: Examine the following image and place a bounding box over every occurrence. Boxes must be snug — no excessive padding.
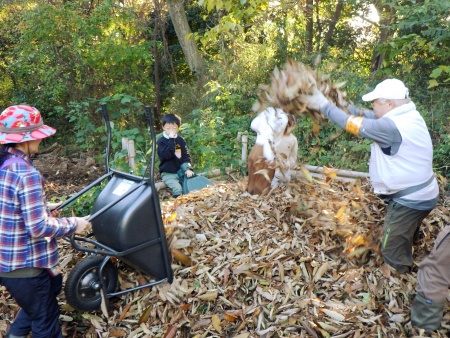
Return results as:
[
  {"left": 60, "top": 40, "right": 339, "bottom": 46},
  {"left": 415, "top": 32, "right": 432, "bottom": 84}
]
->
[{"left": 181, "top": 108, "right": 252, "bottom": 173}]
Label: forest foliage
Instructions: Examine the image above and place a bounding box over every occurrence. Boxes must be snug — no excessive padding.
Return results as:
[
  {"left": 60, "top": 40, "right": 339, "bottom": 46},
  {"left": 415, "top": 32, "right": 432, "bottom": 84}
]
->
[{"left": 0, "top": 0, "right": 449, "bottom": 178}]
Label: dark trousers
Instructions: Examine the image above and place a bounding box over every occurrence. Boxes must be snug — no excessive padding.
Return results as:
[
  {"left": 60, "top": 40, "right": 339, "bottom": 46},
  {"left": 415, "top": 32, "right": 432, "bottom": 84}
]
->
[
  {"left": 0, "top": 270, "right": 63, "bottom": 338},
  {"left": 381, "top": 201, "right": 432, "bottom": 273}
]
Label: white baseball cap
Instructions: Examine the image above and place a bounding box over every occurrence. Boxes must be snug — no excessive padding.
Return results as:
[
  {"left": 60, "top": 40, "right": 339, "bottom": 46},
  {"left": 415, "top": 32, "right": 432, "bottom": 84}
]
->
[{"left": 361, "top": 79, "right": 409, "bottom": 102}]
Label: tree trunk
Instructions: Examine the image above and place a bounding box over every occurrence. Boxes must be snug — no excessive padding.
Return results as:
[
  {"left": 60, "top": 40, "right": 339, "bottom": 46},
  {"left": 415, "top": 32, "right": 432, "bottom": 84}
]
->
[
  {"left": 303, "top": 0, "right": 314, "bottom": 54},
  {"left": 370, "top": 1, "right": 396, "bottom": 72},
  {"left": 152, "top": 0, "right": 163, "bottom": 128},
  {"left": 160, "top": 8, "right": 178, "bottom": 85},
  {"left": 166, "top": 0, "right": 206, "bottom": 80},
  {"left": 322, "top": 0, "right": 343, "bottom": 51},
  {"left": 314, "top": 0, "right": 322, "bottom": 52}
]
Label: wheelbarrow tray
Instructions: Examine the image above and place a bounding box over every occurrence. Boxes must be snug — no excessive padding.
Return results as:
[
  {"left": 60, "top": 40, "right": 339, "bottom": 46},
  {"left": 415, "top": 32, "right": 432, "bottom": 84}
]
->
[{"left": 91, "top": 172, "right": 170, "bottom": 279}]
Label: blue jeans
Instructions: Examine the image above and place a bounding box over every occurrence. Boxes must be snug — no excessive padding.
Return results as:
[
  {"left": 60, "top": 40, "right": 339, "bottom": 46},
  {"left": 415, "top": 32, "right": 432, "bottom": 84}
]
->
[{"left": 0, "top": 270, "right": 63, "bottom": 338}]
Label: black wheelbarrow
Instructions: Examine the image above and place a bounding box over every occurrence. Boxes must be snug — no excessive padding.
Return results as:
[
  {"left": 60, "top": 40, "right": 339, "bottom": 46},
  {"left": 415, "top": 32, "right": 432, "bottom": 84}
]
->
[{"left": 56, "top": 104, "right": 173, "bottom": 312}]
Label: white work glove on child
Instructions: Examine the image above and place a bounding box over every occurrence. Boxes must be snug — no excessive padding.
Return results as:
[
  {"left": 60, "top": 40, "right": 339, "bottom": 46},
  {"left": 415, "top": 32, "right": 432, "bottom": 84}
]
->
[{"left": 303, "top": 87, "right": 330, "bottom": 111}]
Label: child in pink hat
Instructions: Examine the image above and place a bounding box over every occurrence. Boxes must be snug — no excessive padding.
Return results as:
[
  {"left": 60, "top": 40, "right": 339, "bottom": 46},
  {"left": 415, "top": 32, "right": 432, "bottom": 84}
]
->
[{"left": 0, "top": 105, "right": 91, "bottom": 338}]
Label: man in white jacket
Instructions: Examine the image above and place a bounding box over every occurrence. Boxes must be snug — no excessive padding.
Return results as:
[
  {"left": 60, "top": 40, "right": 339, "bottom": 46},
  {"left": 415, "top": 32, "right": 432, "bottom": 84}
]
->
[{"left": 302, "top": 78, "right": 438, "bottom": 273}]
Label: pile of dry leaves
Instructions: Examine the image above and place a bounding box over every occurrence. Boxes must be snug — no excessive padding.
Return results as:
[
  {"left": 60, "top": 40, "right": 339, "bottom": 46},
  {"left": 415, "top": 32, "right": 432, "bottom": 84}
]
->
[{"left": 0, "top": 170, "right": 449, "bottom": 338}]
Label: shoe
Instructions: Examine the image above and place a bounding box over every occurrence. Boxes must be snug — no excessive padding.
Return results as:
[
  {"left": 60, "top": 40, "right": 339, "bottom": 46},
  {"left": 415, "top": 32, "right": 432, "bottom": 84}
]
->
[{"left": 410, "top": 293, "right": 444, "bottom": 333}]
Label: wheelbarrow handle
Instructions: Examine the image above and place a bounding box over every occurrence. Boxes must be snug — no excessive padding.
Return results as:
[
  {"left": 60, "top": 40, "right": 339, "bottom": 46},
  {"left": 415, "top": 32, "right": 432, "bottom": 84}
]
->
[{"left": 100, "top": 103, "right": 112, "bottom": 172}]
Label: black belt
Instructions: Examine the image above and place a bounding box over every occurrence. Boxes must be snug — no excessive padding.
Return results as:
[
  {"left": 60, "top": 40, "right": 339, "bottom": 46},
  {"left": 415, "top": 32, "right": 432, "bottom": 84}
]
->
[{"left": 0, "top": 267, "right": 44, "bottom": 278}]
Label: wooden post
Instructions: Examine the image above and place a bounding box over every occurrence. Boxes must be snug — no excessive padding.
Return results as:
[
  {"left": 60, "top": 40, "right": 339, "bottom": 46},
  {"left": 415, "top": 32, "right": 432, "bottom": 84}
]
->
[
  {"left": 122, "top": 137, "right": 129, "bottom": 151},
  {"left": 237, "top": 132, "right": 248, "bottom": 162},
  {"left": 128, "top": 140, "right": 136, "bottom": 170},
  {"left": 241, "top": 134, "right": 248, "bottom": 162},
  {"left": 121, "top": 137, "right": 136, "bottom": 170}
]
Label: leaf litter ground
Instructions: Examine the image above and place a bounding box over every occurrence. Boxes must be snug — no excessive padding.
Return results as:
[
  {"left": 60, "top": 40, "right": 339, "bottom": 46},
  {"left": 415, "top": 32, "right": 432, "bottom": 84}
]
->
[{"left": 0, "top": 169, "right": 449, "bottom": 338}]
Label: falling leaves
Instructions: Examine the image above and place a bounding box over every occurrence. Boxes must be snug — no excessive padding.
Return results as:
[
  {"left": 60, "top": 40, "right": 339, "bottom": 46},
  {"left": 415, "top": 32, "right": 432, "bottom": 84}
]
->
[{"left": 252, "top": 59, "right": 351, "bottom": 120}]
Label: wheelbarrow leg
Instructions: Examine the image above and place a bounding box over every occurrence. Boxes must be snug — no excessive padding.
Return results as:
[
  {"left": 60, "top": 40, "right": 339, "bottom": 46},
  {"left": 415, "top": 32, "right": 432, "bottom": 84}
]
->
[{"left": 98, "top": 256, "right": 113, "bottom": 313}]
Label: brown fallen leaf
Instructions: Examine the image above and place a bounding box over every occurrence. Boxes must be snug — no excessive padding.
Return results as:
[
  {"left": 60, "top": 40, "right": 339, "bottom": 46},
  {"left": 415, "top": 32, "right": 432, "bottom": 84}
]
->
[
  {"left": 137, "top": 274, "right": 151, "bottom": 294},
  {"left": 224, "top": 313, "right": 238, "bottom": 322},
  {"left": 163, "top": 325, "right": 177, "bottom": 338},
  {"left": 118, "top": 301, "right": 133, "bottom": 322},
  {"left": 211, "top": 314, "right": 222, "bottom": 334},
  {"left": 197, "top": 290, "right": 218, "bottom": 301},
  {"left": 109, "top": 330, "right": 127, "bottom": 337},
  {"left": 138, "top": 305, "right": 152, "bottom": 324},
  {"left": 171, "top": 248, "right": 192, "bottom": 266}
]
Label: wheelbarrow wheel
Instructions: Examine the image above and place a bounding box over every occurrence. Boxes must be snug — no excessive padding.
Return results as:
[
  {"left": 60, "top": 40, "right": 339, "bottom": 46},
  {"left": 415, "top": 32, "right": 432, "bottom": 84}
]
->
[{"left": 64, "top": 256, "right": 118, "bottom": 311}]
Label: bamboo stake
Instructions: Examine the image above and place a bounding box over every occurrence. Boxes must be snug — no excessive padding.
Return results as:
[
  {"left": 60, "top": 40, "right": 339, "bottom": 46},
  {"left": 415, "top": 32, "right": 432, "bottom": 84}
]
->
[{"left": 303, "top": 164, "right": 369, "bottom": 179}]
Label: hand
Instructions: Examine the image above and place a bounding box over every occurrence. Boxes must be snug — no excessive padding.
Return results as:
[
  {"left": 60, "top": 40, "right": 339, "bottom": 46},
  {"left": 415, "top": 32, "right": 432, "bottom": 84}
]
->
[
  {"left": 48, "top": 202, "right": 62, "bottom": 211},
  {"left": 168, "top": 132, "right": 177, "bottom": 138},
  {"left": 48, "top": 202, "right": 62, "bottom": 216},
  {"left": 185, "top": 169, "right": 194, "bottom": 178},
  {"left": 303, "top": 87, "right": 329, "bottom": 111},
  {"left": 74, "top": 215, "right": 92, "bottom": 234}
]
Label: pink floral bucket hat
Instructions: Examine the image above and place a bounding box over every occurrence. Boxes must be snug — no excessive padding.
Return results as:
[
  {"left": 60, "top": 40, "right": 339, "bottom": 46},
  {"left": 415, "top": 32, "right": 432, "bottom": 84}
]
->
[{"left": 0, "top": 105, "right": 56, "bottom": 144}]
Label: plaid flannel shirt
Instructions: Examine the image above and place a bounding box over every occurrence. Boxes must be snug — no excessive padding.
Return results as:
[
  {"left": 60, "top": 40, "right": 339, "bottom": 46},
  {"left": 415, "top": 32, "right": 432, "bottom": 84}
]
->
[{"left": 0, "top": 148, "right": 77, "bottom": 272}]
